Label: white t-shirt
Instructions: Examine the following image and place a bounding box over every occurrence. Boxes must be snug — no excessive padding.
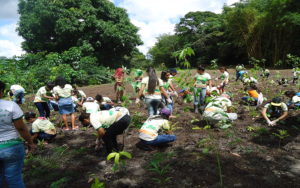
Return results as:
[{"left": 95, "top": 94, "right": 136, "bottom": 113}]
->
[
  {"left": 293, "top": 71, "right": 300, "bottom": 77},
  {"left": 90, "top": 110, "right": 120, "bottom": 130},
  {"left": 53, "top": 84, "right": 73, "bottom": 98},
  {"left": 10, "top": 85, "right": 24, "bottom": 91},
  {"left": 221, "top": 71, "right": 229, "bottom": 83},
  {"left": 243, "top": 77, "right": 257, "bottom": 84},
  {"left": 194, "top": 73, "right": 211, "bottom": 88},
  {"left": 291, "top": 96, "right": 300, "bottom": 104},
  {"left": 0, "top": 100, "right": 23, "bottom": 148},
  {"left": 34, "top": 86, "right": 53, "bottom": 103},
  {"left": 82, "top": 102, "right": 100, "bottom": 113},
  {"left": 236, "top": 66, "right": 242, "bottom": 71},
  {"left": 32, "top": 118, "right": 56, "bottom": 135},
  {"left": 77, "top": 90, "right": 86, "bottom": 98},
  {"left": 141, "top": 77, "right": 164, "bottom": 99},
  {"left": 205, "top": 97, "right": 232, "bottom": 113},
  {"left": 71, "top": 96, "right": 78, "bottom": 103},
  {"left": 139, "top": 116, "right": 170, "bottom": 141},
  {"left": 162, "top": 79, "right": 172, "bottom": 90}
]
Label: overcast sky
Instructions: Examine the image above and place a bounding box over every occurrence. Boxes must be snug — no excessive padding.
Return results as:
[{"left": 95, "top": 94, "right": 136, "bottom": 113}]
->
[{"left": 0, "top": 0, "right": 239, "bottom": 57}]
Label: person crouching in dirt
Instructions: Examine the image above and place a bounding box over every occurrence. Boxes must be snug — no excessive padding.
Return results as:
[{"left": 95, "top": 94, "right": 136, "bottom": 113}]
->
[
  {"left": 114, "top": 68, "right": 125, "bottom": 104},
  {"left": 136, "top": 68, "right": 172, "bottom": 117},
  {"left": 242, "top": 85, "right": 260, "bottom": 105},
  {"left": 243, "top": 75, "right": 258, "bottom": 85},
  {"left": 278, "top": 78, "right": 289, "bottom": 86},
  {"left": 73, "top": 87, "right": 86, "bottom": 104},
  {"left": 139, "top": 108, "right": 176, "bottom": 151},
  {"left": 202, "top": 93, "right": 237, "bottom": 128},
  {"left": 235, "top": 64, "right": 243, "bottom": 81},
  {"left": 79, "top": 108, "right": 131, "bottom": 153},
  {"left": 9, "top": 84, "right": 26, "bottom": 104},
  {"left": 82, "top": 97, "right": 100, "bottom": 113},
  {"left": 95, "top": 94, "right": 114, "bottom": 110},
  {"left": 260, "top": 69, "right": 270, "bottom": 79},
  {"left": 261, "top": 97, "right": 288, "bottom": 126},
  {"left": 284, "top": 91, "right": 300, "bottom": 109},
  {"left": 133, "top": 69, "right": 144, "bottom": 98},
  {"left": 25, "top": 112, "right": 57, "bottom": 144}
]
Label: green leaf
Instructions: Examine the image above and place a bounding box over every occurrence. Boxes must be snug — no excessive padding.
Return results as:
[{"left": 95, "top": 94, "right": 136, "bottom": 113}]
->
[
  {"left": 114, "top": 153, "right": 120, "bottom": 164},
  {"left": 120, "top": 151, "right": 132, "bottom": 159},
  {"left": 107, "top": 152, "right": 117, "bottom": 161}
]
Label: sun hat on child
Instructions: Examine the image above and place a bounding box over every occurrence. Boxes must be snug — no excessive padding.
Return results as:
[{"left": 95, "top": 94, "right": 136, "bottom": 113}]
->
[{"left": 271, "top": 97, "right": 281, "bottom": 106}]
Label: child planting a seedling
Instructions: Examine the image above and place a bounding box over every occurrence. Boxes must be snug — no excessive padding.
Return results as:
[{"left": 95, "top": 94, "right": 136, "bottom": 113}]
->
[
  {"left": 79, "top": 108, "right": 131, "bottom": 153},
  {"left": 278, "top": 78, "right": 289, "bottom": 86},
  {"left": 202, "top": 93, "right": 237, "bottom": 128},
  {"left": 25, "top": 112, "right": 57, "bottom": 144},
  {"left": 292, "top": 67, "right": 300, "bottom": 84},
  {"left": 136, "top": 68, "right": 172, "bottom": 117},
  {"left": 114, "top": 68, "right": 126, "bottom": 103},
  {"left": 95, "top": 94, "right": 114, "bottom": 110},
  {"left": 260, "top": 69, "right": 270, "bottom": 79},
  {"left": 284, "top": 91, "right": 300, "bottom": 109},
  {"left": 34, "top": 82, "right": 55, "bottom": 118},
  {"left": 82, "top": 97, "right": 100, "bottom": 113},
  {"left": 243, "top": 73, "right": 258, "bottom": 85},
  {"left": 235, "top": 69, "right": 245, "bottom": 82},
  {"left": 139, "top": 108, "right": 176, "bottom": 151},
  {"left": 193, "top": 65, "right": 212, "bottom": 113},
  {"left": 132, "top": 69, "right": 144, "bottom": 97},
  {"left": 73, "top": 87, "right": 86, "bottom": 104},
  {"left": 53, "top": 77, "right": 77, "bottom": 131},
  {"left": 242, "top": 85, "right": 261, "bottom": 105},
  {"left": 216, "top": 67, "right": 229, "bottom": 95},
  {"left": 9, "top": 84, "right": 26, "bottom": 104},
  {"left": 161, "top": 70, "right": 178, "bottom": 117},
  {"left": 261, "top": 97, "right": 288, "bottom": 126}
]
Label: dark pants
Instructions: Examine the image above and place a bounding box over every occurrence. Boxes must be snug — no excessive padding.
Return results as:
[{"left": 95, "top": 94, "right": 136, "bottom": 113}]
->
[
  {"left": 34, "top": 102, "right": 50, "bottom": 118},
  {"left": 29, "top": 130, "right": 56, "bottom": 141},
  {"left": 100, "top": 103, "right": 113, "bottom": 110},
  {"left": 293, "top": 77, "right": 298, "bottom": 84},
  {"left": 102, "top": 115, "right": 130, "bottom": 153}
]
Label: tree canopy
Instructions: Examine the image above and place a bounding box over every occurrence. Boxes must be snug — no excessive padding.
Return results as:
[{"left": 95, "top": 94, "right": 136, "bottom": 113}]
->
[{"left": 17, "top": 0, "right": 143, "bottom": 68}]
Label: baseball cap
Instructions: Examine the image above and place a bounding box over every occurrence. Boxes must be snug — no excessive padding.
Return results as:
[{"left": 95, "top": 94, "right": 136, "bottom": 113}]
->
[
  {"left": 161, "top": 108, "right": 171, "bottom": 116},
  {"left": 271, "top": 97, "right": 281, "bottom": 106},
  {"left": 170, "top": 68, "right": 178, "bottom": 74}
]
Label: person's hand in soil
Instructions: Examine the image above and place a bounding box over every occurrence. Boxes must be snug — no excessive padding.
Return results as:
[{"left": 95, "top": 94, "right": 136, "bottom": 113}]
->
[
  {"left": 27, "top": 143, "right": 35, "bottom": 153},
  {"left": 135, "top": 98, "right": 140, "bottom": 104}
]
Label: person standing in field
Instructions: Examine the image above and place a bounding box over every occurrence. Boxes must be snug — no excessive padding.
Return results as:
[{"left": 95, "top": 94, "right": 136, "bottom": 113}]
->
[
  {"left": 136, "top": 68, "right": 172, "bottom": 117},
  {"left": 133, "top": 69, "right": 144, "bottom": 96},
  {"left": 9, "top": 84, "right": 26, "bottom": 104},
  {"left": 193, "top": 66, "right": 212, "bottom": 113},
  {"left": 235, "top": 64, "right": 243, "bottom": 81},
  {"left": 0, "top": 81, "right": 35, "bottom": 187},
  {"left": 114, "top": 68, "right": 125, "bottom": 104},
  {"left": 216, "top": 67, "right": 229, "bottom": 95},
  {"left": 34, "top": 82, "right": 56, "bottom": 118},
  {"left": 53, "top": 77, "right": 77, "bottom": 131}
]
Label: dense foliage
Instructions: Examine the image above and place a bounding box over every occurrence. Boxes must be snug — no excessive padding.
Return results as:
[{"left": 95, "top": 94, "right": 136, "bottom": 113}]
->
[
  {"left": 148, "top": 0, "right": 300, "bottom": 68},
  {"left": 17, "top": 0, "right": 143, "bottom": 68},
  {"left": 0, "top": 47, "right": 112, "bottom": 93}
]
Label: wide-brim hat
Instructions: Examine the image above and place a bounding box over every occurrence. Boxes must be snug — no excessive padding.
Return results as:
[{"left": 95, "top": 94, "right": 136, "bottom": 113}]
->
[{"left": 271, "top": 97, "right": 281, "bottom": 106}]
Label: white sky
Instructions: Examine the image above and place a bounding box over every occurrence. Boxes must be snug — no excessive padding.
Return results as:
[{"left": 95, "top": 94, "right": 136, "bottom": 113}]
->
[{"left": 0, "top": 0, "right": 240, "bottom": 57}]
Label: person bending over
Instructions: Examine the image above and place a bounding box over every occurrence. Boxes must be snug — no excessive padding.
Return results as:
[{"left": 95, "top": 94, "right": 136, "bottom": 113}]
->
[
  {"left": 79, "top": 108, "right": 130, "bottom": 153},
  {"left": 25, "top": 112, "right": 57, "bottom": 144},
  {"left": 261, "top": 97, "right": 288, "bottom": 126},
  {"left": 242, "top": 85, "right": 260, "bottom": 105},
  {"left": 139, "top": 108, "right": 176, "bottom": 151},
  {"left": 284, "top": 91, "right": 300, "bottom": 109},
  {"left": 82, "top": 97, "right": 100, "bottom": 113},
  {"left": 10, "top": 84, "right": 26, "bottom": 104},
  {"left": 95, "top": 94, "right": 114, "bottom": 110}
]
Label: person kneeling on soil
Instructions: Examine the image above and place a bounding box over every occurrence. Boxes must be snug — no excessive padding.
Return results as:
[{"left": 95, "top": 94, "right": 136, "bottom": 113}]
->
[
  {"left": 73, "top": 87, "right": 86, "bottom": 104},
  {"left": 139, "top": 108, "right": 176, "bottom": 151},
  {"left": 25, "top": 112, "right": 57, "bottom": 144},
  {"left": 242, "top": 85, "right": 260, "bottom": 105},
  {"left": 79, "top": 109, "right": 131, "bottom": 153},
  {"left": 243, "top": 75, "right": 257, "bottom": 85},
  {"left": 203, "top": 93, "right": 237, "bottom": 128},
  {"left": 261, "top": 97, "right": 288, "bottom": 126},
  {"left": 95, "top": 94, "right": 114, "bottom": 110},
  {"left": 284, "top": 91, "right": 300, "bottom": 109},
  {"left": 82, "top": 97, "right": 100, "bottom": 113},
  {"left": 278, "top": 78, "right": 289, "bottom": 86}
]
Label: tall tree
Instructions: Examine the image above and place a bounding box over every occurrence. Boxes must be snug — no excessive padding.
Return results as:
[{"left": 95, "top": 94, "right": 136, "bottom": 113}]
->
[{"left": 17, "top": 0, "right": 143, "bottom": 68}]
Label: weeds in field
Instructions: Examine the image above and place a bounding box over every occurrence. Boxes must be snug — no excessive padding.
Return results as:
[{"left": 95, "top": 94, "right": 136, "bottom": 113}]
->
[
  {"left": 50, "top": 177, "right": 68, "bottom": 188},
  {"left": 272, "top": 130, "right": 289, "bottom": 148},
  {"left": 130, "top": 111, "right": 146, "bottom": 129},
  {"left": 252, "top": 127, "right": 268, "bottom": 141},
  {"left": 121, "top": 94, "right": 132, "bottom": 108},
  {"left": 107, "top": 151, "right": 132, "bottom": 173},
  {"left": 190, "top": 115, "right": 200, "bottom": 124},
  {"left": 198, "top": 138, "right": 212, "bottom": 154},
  {"left": 37, "top": 139, "right": 45, "bottom": 150},
  {"left": 72, "top": 147, "right": 90, "bottom": 155}
]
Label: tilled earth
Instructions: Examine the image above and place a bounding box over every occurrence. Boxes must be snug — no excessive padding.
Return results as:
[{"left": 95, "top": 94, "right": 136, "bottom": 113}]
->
[{"left": 20, "top": 69, "right": 300, "bottom": 188}]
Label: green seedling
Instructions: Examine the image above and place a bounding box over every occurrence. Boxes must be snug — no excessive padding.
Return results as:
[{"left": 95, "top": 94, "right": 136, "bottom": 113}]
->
[
  {"left": 107, "top": 151, "right": 132, "bottom": 173},
  {"left": 272, "top": 130, "right": 289, "bottom": 148},
  {"left": 37, "top": 139, "right": 45, "bottom": 150},
  {"left": 91, "top": 177, "right": 105, "bottom": 188}
]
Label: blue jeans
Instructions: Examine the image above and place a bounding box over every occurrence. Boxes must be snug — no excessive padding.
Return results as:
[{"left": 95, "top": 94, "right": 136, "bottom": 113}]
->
[
  {"left": 48, "top": 101, "right": 59, "bottom": 111},
  {"left": 30, "top": 130, "right": 56, "bottom": 140},
  {"left": 287, "top": 102, "right": 300, "bottom": 108},
  {"left": 100, "top": 103, "right": 113, "bottom": 110},
  {"left": 13, "top": 90, "right": 25, "bottom": 104},
  {"left": 142, "top": 135, "right": 177, "bottom": 146},
  {"left": 34, "top": 102, "right": 50, "bottom": 118},
  {"left": 194, "top": 87, "right": 207, "bottom": 105},
  {"left": 242, "top": 96, "right": 258, "bottom": 103},
  {"left": 145, "top": 98, "right": 161, "bottom": 117},
  {"left": 0, "top": 144, "right": 26, "bottom": 188},
  {"left": 162, "top": 94, "right": 173, "bottom": 113}
]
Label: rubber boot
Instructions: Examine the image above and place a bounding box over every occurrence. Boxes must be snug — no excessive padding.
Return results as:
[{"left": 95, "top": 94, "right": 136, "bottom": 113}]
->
[{"left": 194, "top": 104, "right": 199, "bottom": 113}]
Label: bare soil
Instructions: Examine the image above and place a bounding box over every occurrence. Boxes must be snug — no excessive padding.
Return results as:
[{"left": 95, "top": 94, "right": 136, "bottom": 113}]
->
[{"left": 20, "top": 69, "right": 300, "bottom": 188}]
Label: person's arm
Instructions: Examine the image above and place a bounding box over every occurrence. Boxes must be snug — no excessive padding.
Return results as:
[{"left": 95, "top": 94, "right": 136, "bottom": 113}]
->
[
  {"left": 137, "top": 84, "right": 146, "bottom": 99},
  {"left": 80, "top": 96, "right": 85, "bottom": 104},
  {"left": 261, "top": 108, "right": 270, "bottom": 121},
  {"left": 288, "top": 103, "right": 295, "bottom": 109},
  {"left": 276, "top": 111, "right": 288, "bottom": 122},
  {"left": 42, "top": 94, "right": 55, "bottom": 100},
  {"left": 227, "top": 107, "right": 233, "bottom": 113},
  {"left": 32, "top": 133, "right": 38, "bottom": 141},
  {"left": 107, "top": 101, "right": 114, "bottom": 106},
  {"left": 97, "top": 127, "right": 105, "bottom": 140},
  {"left": 55, "top": 94, "right": 59, "bottom": 100},
  {"left": 160, "top": 87, "right": 170, "bottom": 100},
  {"left": 13, "top": 119, "right": 35, "bottom": 153},
  {"left": 77, "top": 101, "right": 83, "bottom": 106},
  {"left": 208, "top": 80, "right": 212, "bottom": 90}
]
